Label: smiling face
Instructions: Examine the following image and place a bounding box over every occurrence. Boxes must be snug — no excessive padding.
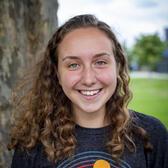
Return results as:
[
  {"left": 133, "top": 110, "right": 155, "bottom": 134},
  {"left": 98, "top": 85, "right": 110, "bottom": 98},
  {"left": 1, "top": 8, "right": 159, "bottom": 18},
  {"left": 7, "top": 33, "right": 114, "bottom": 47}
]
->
[{"left": 57, "top": 27, "right": 117, "bottom": 125}]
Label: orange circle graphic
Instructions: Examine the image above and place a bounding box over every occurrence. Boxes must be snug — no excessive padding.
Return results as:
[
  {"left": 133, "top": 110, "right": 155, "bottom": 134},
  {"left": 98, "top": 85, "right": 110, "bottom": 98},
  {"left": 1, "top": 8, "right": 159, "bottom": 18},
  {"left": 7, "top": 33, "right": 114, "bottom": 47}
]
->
[{"left": 93, "top": 159, "right": 110, "bottom": 168}]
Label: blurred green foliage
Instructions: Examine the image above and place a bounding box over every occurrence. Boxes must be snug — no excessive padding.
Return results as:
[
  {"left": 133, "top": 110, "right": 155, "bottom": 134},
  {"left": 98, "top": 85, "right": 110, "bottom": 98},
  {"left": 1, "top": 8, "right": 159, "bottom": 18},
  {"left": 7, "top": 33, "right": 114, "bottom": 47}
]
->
[
  {"left": 127, "top": 33, "right": 167, "bottom": 70},
  {"left": 129, "top": 78, "right": 168, "bottom": 128}
]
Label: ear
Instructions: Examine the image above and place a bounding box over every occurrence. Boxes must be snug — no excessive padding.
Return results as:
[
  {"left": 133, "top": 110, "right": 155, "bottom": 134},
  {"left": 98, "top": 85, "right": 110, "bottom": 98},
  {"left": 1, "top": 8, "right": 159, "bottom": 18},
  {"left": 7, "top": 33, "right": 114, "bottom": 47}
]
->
[
  {"left": 55, "top": 66, "right": 62, "bottom": 85},
  {"left": 57, "top": 72, "right": 62, "bottom": 86},
  {"left": 116, "top": 62, "right": 120, "bottom": 76}
]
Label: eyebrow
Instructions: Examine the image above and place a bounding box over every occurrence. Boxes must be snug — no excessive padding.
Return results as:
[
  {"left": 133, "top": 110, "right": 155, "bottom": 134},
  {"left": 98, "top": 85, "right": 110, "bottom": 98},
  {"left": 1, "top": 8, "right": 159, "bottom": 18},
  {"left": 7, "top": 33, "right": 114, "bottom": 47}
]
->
[
  {"left": 62, "top": 52, "right": 112, "bottom": 61},
  {"left": 94, "top": 52, "right": 111, "bottom": 58},
  {"left": 62, "top": 56, "right": 80, "bottom": 61}
]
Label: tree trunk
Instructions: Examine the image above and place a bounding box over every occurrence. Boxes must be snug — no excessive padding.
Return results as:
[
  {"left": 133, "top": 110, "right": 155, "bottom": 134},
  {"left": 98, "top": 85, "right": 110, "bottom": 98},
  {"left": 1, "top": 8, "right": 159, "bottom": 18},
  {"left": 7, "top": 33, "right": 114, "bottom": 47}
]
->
[{"left": 0, "top": 0, "right": 58, "bottom": 167}]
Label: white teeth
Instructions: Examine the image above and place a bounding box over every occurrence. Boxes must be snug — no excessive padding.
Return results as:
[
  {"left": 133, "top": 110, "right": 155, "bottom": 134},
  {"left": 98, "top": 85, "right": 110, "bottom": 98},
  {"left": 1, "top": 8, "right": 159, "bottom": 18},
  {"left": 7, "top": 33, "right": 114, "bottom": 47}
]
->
[{"left": 80, "top": 90, "right": 100, "bottom": 96}]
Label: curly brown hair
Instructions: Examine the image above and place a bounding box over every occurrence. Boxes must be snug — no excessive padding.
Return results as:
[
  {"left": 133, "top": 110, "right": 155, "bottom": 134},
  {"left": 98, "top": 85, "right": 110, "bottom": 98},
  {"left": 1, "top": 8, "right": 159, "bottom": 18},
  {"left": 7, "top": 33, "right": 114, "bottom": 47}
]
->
[{"left": 8, "top": 14, "right": 152, "bottom": 162}]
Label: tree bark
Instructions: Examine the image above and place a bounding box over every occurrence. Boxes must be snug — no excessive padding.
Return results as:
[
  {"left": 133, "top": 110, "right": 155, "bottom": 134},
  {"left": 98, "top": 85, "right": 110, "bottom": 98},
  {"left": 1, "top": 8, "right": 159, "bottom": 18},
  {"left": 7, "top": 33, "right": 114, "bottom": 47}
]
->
[{"left": 0, "top": 0, "right": 58, "bottom": 167}]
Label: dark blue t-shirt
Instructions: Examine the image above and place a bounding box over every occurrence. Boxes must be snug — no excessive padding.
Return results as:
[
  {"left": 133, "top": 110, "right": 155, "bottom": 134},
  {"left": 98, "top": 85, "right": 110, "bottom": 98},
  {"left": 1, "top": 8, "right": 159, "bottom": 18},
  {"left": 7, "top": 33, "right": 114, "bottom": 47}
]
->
[{"left": 11, "top": 111, "right": 168, "bottom": 168}]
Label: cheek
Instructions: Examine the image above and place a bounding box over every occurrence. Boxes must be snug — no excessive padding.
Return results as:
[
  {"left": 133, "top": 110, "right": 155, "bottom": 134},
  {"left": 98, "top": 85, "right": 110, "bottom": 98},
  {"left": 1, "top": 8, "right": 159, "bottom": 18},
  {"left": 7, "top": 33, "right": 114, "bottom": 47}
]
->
[
  {"left": 60, "top": 71, "right": 81, "bottom": 88},
  {"left": 97, "top": 69, "right": 117, "bottom": 86}
]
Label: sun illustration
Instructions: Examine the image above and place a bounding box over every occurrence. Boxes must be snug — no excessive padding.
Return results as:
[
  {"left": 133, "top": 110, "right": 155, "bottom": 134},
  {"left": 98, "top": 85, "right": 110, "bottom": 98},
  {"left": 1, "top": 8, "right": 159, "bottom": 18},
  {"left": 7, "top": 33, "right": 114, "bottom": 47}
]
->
[{"left": 93, "top": 159, "right": 110, "bottom": 168}]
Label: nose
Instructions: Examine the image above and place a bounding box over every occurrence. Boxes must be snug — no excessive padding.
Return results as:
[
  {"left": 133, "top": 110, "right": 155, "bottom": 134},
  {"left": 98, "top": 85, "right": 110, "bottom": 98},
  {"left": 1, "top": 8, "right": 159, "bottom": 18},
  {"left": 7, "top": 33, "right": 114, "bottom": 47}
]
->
[{"left": 81, "top": 66, "right": 97, "bottom": 86}]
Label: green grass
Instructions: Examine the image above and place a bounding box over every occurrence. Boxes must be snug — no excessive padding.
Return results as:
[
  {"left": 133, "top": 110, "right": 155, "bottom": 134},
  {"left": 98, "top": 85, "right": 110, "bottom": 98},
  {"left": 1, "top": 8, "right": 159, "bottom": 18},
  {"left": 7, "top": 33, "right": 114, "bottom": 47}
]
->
[{"left": 129, "top": 78, "right": 168, "bottom": 128}]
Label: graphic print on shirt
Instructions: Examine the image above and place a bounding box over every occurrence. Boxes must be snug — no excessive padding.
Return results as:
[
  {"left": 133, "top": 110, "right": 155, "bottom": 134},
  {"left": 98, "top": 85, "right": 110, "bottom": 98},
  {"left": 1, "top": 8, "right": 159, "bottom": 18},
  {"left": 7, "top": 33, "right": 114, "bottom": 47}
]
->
[{"left": 57, "top": 151, "right": 131, "bottom": 168}]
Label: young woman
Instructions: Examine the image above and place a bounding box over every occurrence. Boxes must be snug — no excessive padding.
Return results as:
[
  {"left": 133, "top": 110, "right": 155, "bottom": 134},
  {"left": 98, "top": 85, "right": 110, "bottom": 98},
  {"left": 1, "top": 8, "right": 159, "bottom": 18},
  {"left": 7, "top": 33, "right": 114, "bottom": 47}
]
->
[{"left": 9, "top": 14, "right": 167, "bottom": 168}]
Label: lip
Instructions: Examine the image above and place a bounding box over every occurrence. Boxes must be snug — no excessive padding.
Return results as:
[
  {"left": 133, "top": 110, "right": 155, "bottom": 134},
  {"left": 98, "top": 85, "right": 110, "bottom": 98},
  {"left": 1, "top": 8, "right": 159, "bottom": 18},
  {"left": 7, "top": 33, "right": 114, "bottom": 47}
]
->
[{"left": 78, "top": 89, "right": 102, "bottom": 100}]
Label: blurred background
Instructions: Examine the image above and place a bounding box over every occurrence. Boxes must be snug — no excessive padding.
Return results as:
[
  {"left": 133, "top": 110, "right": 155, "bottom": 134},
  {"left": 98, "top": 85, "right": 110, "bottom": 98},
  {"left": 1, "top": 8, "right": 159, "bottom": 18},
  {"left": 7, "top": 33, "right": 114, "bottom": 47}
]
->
[{"left": 0, "top": 0, "right": 167, "bottom": 167}]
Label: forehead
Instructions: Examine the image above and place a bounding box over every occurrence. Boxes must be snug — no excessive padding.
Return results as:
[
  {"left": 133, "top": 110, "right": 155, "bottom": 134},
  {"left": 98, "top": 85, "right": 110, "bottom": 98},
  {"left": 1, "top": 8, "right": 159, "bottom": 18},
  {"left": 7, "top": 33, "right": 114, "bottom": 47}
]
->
[
  {"left": 58, "top": 27, "right": 114, "bottom": 56},
  {"left": 62, "top": 27, "right": 110, "bottom": 42}
]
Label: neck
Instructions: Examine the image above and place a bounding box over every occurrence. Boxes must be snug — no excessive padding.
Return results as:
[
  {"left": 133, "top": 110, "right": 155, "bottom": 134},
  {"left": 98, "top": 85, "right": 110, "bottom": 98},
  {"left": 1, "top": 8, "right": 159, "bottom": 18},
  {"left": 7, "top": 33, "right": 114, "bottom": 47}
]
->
[{"left": 73, "top": 108, "right": 109, "bottom": 128}]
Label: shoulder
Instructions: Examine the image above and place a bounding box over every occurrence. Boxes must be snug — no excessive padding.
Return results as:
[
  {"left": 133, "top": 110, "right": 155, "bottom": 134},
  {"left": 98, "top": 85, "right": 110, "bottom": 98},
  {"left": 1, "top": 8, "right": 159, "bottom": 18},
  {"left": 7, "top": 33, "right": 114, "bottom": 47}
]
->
[
  {"left": 11, "top": 144, "right": 53, "bottom": 168},
  {"left": 11, "top": 144, "right": 40, "bottom": 168},
  {"left": 130, "top": 110, "right": 167, "bottom": 142},
  {"left": 14, "top": 143, "right": 42, "bottom": 157},
  {"left": 129, "top": 111, "right": 168, "bottom": 167},
  {"left": 131, "top": 110, "right": 167, "bottom": 130}
]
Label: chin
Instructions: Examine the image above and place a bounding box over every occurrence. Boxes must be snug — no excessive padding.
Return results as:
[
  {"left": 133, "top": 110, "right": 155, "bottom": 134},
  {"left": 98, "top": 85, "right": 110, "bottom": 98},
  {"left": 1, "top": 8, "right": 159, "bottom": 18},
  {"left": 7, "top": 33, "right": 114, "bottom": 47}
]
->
[{"left": 80, "top": 106, "right": 104, "bottom": 114}]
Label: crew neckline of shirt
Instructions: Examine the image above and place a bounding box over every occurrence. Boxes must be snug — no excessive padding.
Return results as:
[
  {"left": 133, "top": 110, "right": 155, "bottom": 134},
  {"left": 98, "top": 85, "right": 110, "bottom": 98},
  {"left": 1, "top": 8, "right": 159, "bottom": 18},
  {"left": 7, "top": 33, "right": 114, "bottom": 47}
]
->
[{"left": 75, "top": 124, "right": 112, "bottom": 135}]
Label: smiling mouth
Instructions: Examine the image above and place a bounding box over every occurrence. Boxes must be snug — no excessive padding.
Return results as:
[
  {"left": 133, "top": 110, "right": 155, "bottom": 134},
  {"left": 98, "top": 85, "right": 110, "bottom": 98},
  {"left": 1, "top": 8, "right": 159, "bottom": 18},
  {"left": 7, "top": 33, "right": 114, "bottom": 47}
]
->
[{"left": 79, "top": 89, "right": 102, "bottom": 96}]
